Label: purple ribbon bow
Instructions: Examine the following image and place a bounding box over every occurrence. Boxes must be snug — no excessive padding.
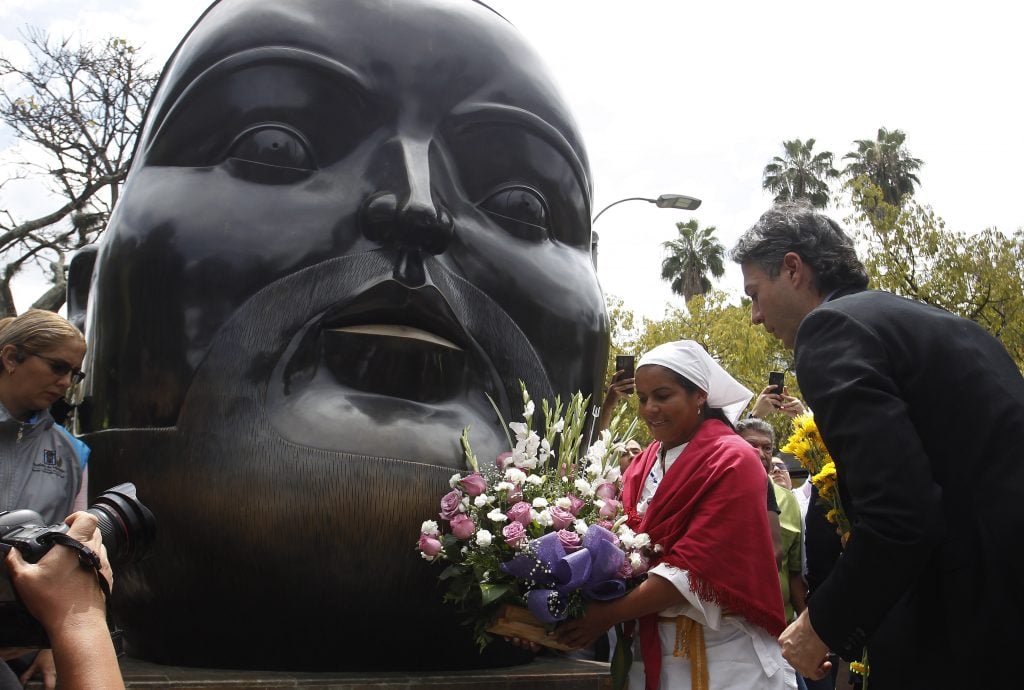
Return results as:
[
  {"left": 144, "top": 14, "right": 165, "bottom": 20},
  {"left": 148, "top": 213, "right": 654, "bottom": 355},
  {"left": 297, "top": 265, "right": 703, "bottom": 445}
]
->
[{"left": 500, "top": 524, "right": 627, "bottom": 623}]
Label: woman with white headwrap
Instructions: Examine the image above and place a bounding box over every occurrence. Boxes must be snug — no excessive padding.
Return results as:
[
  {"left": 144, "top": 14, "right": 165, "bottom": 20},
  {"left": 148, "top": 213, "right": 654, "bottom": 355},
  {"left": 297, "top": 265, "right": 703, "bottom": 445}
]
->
[{"left": 557, "top": 340, "right": 790, "bottom": 690}]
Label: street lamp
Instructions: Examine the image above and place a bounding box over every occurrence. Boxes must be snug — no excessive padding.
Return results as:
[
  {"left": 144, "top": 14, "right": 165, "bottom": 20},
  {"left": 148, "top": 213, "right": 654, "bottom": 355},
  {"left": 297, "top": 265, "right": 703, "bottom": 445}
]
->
[
  {"left": 591, "top": 193, "right": 701, "bottom": 224},
  {"left": 590, "top": 193, "right": 701, "bottom": 266}
]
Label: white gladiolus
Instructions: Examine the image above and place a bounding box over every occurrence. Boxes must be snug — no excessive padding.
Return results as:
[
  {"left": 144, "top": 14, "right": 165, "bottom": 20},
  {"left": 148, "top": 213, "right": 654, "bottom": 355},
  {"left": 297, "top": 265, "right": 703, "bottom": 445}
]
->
[
  {"left": 476, "top": 530, "right": 493, "bottom": 547},
  {"left": 421, "top": 520, "right": 440, "bottom": 536},
  {"left": 574, "top": 478, "right": 595, "bottom": 497},
  {"left": 551, "top": 419, "right": 565, "bottom": 433},
  {"left": 523, "top": 400, "right": 535, "bottom": 418}
]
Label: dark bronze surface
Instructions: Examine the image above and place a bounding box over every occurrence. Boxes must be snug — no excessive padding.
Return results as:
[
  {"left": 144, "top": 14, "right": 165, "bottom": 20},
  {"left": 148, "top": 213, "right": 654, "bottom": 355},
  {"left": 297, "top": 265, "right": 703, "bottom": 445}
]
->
[{"left": 69, "top": 0, "right": 607, "bottom": 670}]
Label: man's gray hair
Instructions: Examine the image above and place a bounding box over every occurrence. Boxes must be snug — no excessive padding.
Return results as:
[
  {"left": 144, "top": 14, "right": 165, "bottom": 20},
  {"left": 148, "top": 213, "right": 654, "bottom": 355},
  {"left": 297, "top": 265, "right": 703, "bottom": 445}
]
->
[
  {"left": 736, "top": 417, "right": 775, "bottom": 446},
  {"left": 730, "top": 201, "right": 869, "bottom": 294}
]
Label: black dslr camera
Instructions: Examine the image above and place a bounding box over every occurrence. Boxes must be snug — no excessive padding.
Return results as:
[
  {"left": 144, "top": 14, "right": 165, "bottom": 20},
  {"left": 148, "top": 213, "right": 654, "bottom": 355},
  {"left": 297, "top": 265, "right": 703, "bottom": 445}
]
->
[{"left": 0, "top": 482, "right": 156, "bottom": 647}]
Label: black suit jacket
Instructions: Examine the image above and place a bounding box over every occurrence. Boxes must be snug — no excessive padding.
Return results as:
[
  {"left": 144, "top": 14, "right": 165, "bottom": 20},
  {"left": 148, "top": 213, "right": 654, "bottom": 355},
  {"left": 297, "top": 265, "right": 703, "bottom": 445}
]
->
[{"left": 796, "top": 288, "right": 1024, "bottom": 690}]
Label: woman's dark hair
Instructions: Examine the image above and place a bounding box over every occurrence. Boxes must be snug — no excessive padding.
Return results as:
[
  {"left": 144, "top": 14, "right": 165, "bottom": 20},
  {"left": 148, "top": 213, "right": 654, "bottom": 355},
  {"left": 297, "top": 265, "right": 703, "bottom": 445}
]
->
[
  {"left": 730, "top": 200, "right": 869, "bottom": 293},
  {"left": 667, "top": 370, "right": 735, "bottom": 431}
]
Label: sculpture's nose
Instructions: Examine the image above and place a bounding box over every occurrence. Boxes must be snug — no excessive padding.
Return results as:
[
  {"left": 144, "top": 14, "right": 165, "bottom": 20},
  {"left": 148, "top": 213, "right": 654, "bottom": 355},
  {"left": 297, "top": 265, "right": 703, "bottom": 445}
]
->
[
  {"left": 360, "top": 139, "right": 454, "bottom": 257},
  {"left": 362, "top": 192, "right": 453, "bottom": 256}
]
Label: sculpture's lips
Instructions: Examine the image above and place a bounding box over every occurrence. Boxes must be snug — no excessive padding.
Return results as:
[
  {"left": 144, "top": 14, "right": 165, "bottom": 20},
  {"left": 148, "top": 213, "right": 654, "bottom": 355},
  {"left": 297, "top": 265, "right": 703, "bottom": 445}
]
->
[
  {"left": 282, "top": 280, "right": 498, "bottom": 405},
  {"left": 328, "top": 325, "right": 462, "bottom": 351}
]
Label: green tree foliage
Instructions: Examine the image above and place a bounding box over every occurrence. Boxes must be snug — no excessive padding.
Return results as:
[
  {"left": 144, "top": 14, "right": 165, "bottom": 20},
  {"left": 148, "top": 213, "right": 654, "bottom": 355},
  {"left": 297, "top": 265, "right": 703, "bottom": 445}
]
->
[
  {"left": 762, "top": 138, "right": 839, "bottom": 209},
  {"left": 842, "top": 127, "right": 923, "bottom": 206},
  {"left": 660, "top": 219, "right": 725, "bottom": 304},
  {"left": 0, "top": 29, "right": 157, "bottom": 315},
  {"left": 849, "top": 180, "right": 1024, "bottom": 368}
]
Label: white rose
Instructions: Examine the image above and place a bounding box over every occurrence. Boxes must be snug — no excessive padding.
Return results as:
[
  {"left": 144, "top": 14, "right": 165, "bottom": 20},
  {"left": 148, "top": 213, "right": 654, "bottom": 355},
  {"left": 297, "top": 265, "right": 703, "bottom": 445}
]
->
[
  {"left": 555, "top": 497, "right": 572, "bottom": 510},
  {"left": 574, "top": 519, "right": 588, "bottom": 534},
  {"left": 629, "top": 552, "right": 644, "bottom": 569},
  {"left": 495, "top": 481, "right": 515, "bottom": 493},
  {"left": 448, "top": 473, "right": 462, "bottom": 488},
  {"left": 474, "top": 494, "right": 491, "bottom": 508},
  {"left": 487, "top": 509, "right": 508, "bottom": 523},
  {"left": 525, "top": 474, "right": 544, "bottom": 486},
  {"left": 633, "top": 533, "right": 652, "bottom": 549},
  {"left": 535, "top": 509, "right": 554, "bottom": 527},
  {"left": 532, "top": 497, "right": 548, "bottom": 508},
  {"left": 476, "top": 530, "right": 493, "bottom": 547},
  {"left": 421, "top": 520, "right": 440, "bottom": 536},
  {"left": 505, "top": 468, "right": 527, "bottom": 485}
]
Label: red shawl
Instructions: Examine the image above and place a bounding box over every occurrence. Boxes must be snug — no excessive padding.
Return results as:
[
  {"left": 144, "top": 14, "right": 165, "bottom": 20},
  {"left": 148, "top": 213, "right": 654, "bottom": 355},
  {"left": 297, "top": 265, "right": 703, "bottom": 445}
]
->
[{"left": 622, "top": 419, "right": 786, "bottom": 690}]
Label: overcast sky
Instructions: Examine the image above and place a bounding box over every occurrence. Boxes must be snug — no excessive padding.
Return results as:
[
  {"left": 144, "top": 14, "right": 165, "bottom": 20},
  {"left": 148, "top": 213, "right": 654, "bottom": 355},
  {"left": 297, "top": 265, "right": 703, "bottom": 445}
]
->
[{"left": 3, "top": 0, "right": 1022, "bottom": 318}]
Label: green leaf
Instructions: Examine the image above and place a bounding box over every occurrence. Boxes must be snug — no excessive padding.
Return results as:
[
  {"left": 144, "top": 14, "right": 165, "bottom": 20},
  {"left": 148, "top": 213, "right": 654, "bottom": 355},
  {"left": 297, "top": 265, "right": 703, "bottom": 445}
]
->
[
  {"left": 439, "top": 564, "right": 465, "bottom": 581},
  {"left": 479, "top": 583, "right": 511, "bottom": 606}
]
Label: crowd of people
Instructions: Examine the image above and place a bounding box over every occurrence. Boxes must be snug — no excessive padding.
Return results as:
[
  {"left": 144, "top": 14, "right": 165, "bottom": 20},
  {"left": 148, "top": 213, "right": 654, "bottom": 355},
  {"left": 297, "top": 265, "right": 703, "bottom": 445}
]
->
[{"left": 551, "top": 201, "right": 1023, "bottom": 690}]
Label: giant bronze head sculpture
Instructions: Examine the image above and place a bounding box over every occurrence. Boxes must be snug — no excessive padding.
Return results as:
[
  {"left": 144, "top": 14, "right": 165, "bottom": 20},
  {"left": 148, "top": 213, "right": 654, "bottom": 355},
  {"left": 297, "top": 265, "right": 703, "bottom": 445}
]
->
[{"left": 69, "top": 0, "right": 607, "bottom": 669}]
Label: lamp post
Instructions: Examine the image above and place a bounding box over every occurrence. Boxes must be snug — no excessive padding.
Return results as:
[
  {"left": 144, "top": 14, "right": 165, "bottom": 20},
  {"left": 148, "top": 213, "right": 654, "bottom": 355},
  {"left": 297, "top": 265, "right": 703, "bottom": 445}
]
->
[{"left": 590, "top": 193, "right": 701, "bottom": 266}]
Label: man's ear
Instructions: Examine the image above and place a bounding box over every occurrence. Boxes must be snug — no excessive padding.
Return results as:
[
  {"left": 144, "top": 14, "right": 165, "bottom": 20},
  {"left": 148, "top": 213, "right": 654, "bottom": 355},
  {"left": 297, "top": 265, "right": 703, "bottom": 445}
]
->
[
  {"left": 67, "top": 245, "right": 98, "bottom": 336},
  {"left": 781, "top": 252, "right": 810, "bottom": 287}
]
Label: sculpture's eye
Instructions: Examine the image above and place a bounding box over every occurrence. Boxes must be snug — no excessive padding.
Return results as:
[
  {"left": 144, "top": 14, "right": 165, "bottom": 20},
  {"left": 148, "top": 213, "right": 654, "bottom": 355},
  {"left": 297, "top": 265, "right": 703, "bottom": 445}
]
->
[
  {"left": 478, "top": 186, "right": 550, "bottom": 242},
  {"left": 226, "top": 124, "right": 316, "bottom": 183}
]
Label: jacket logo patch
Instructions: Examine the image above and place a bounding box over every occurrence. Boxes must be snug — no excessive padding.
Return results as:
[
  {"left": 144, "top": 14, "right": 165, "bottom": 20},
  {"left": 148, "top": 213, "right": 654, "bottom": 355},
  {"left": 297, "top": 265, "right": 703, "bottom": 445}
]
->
[{"left": 32, "top": 448, "right": 67, "bottom": 478}]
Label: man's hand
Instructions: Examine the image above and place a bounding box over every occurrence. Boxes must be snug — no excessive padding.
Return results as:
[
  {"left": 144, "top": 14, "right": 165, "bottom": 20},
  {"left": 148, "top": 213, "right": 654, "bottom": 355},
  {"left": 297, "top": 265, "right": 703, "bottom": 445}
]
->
[{"left": 779, "top": 609, "right": 832, "bottom": 680}]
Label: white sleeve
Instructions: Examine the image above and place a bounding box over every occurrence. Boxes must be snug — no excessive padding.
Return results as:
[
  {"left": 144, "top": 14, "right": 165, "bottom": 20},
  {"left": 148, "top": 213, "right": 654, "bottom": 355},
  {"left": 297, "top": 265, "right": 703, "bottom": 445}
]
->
[{"left": 647, "top": 562, "right": 723, "bottom": 630}]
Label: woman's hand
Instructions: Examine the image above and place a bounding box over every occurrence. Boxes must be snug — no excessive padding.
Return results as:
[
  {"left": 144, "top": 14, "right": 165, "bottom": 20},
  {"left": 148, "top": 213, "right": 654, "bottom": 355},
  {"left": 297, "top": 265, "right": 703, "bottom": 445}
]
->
[{"left": 554, "top": 601, "right": 616, "bottom": 650}]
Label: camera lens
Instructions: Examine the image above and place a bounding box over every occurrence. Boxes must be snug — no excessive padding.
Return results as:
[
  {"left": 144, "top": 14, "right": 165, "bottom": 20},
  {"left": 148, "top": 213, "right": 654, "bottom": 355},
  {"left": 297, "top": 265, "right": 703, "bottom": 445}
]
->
[{"left": 85, "top": 483, "right": 156, "bottom": 566}]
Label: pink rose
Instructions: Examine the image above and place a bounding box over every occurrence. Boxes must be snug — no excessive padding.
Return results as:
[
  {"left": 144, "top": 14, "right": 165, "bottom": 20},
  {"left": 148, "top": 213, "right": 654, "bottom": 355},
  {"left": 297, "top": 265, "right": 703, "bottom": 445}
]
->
[
  {"left": 617, "top": 560, "right": 634, "bottom": 579},
  {"left": 599, "top": 499, "right": 620, "bottom": 519},
  {"left": 567, "top": 495, "right": 585, "bottom": 516},
  {"left": 450, "top": 514, "right": 476, "bottom": 540},
  {"left": 597, "top": 519, "right": 615, "bottom": 532},
  {"left": 509, "top": 487, "right": 524, "bottom": 502},
  {"left": 417, "top": 533, "right": 443, "bottom": 557},
  {"left": 459, "top": 473, "right": 487, "bottom": 497},
  {"left": 506, "top": 501, "right": 533, "bottom": 526},
  {"left": 439, "top": 490, "right": 463, "bottom": 520},
  {"left": 549, "top": 506, "right": 575, "bottom": 530},
  {"left": 595, "top": 482, "right": 618, "bottom": 500},
  {"left": 502, "top": 522, "right": 528, "bottom": 548},
  {"left": 556, "top": 529, "right": 582, "bottom": 552},
  {"left": 496, "top": 451, "right": 513, "bottom": 469}
]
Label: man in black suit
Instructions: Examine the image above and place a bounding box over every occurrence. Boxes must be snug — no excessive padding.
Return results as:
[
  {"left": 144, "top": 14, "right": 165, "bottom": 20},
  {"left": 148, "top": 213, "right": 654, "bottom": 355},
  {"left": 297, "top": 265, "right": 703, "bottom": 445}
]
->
[{"left": 730, "top": 201, "right": 1024, "bottom": 690}]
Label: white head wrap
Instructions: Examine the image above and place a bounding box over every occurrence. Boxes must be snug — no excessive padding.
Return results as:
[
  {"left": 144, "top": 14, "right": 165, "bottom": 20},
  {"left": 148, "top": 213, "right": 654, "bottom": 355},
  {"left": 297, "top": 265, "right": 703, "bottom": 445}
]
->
[{"left": 637, "top": 340, "right": 752, "bottom": 425}]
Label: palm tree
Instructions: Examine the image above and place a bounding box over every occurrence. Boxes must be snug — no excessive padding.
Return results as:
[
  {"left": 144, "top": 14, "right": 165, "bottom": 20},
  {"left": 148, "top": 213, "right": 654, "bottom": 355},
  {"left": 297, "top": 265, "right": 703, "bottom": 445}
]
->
[
  {"left": 661, "top": 219, "right": 725, "bottom": 303},
  {"left": 842, "top": 127, "right": 924, "bottom": 205},
  {"left": 762, "top": 138, "right": 839, "bottom": 208}
]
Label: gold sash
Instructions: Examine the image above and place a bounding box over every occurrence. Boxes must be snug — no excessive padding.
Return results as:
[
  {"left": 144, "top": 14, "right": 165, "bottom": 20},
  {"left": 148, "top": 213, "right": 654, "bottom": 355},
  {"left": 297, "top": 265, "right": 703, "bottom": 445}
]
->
[{"left": 657, "top": 615, "right": 709, "bottom": 690}]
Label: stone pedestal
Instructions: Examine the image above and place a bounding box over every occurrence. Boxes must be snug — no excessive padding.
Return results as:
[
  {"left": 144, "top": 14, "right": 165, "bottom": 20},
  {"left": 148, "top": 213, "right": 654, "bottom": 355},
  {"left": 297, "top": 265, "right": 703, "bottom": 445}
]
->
[{"left": 36, "top": 656, "right": 612, "bottom": 689}]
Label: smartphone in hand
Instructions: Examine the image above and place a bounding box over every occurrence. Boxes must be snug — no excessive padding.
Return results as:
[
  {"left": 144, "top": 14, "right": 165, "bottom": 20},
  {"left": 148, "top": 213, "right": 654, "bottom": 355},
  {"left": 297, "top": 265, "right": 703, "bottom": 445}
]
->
[
  {"left": 768, "top": 371, "right": 785, "bottom": 394},
  {"left": 616, "top": 355, "right": 635, "bottom": 379}
]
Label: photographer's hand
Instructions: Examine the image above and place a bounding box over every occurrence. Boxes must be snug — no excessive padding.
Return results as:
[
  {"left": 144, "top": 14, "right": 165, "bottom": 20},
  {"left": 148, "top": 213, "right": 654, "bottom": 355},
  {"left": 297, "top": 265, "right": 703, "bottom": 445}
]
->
[
  {"left": 18, "top": 648, "right": 56, "bottom": 690},
  {"left": 4, "top": 512, "right": 124, "bottom": 690}
]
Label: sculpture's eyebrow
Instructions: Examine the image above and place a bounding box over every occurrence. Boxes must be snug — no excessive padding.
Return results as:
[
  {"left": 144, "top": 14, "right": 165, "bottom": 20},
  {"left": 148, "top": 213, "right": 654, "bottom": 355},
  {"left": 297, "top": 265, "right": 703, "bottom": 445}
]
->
[
  {"left": 144, "top": 46, "right": 371, "bottom": 156},
  {"left": 450, "top": 102, "right": 591, "bottom": 196}
]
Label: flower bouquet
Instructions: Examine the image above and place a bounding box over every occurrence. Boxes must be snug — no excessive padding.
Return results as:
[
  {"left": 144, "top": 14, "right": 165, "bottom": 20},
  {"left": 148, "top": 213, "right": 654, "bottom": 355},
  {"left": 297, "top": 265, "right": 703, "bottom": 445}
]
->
[
  {"left": 416, "top": 385, "right": 652, "bottom": 652},
  {"left": 781, "top": 414, "right": 869, "bottom": 680}
]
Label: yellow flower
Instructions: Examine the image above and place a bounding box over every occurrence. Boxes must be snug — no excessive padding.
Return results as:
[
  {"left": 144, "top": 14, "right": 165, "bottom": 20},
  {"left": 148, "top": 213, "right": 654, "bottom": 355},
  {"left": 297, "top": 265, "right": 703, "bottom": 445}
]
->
[{"left": 850, "top": 661, "right": 868, "bottom": 675}]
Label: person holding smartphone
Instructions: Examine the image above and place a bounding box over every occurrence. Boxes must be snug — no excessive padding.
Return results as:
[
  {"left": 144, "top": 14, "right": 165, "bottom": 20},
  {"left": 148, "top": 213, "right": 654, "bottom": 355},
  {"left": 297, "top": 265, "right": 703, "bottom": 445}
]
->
[
  {"left": 595, "top": 354, "right": 636, "bottom": 435},
  {"left": 748, "top": 371, "right": 807, "bottom": 419}
]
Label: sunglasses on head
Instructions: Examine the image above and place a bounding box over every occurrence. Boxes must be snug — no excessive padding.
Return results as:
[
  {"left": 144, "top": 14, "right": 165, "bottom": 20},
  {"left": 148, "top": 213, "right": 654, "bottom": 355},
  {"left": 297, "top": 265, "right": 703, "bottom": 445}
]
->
[{"left": 27, "top": 352, "right": 86, "bottom": 385}]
